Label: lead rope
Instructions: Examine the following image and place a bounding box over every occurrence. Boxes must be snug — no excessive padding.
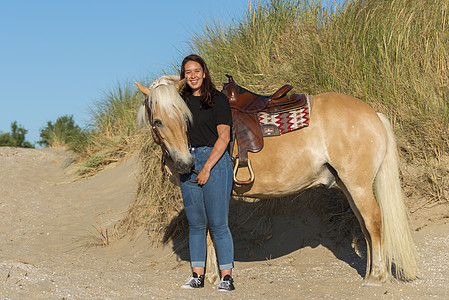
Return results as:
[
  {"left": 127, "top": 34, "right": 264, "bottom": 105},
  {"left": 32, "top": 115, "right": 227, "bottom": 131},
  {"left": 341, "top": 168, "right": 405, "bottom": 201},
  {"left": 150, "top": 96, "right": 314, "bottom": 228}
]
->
[{"left": 181, "top": 169, "right": 199, "bottom": 183}]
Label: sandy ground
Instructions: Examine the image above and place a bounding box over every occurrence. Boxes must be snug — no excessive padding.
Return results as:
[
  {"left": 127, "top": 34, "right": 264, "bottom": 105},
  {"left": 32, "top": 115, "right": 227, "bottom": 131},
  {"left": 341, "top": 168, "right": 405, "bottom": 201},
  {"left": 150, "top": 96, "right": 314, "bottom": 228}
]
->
[{"left": 1, "top": 147, "right": 448, "bottom": 299}]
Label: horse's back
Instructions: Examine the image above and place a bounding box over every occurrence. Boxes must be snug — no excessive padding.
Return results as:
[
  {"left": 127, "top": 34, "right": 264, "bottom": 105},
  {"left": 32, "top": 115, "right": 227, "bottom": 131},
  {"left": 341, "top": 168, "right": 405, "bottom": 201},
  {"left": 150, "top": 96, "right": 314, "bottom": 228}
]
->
[{"left": 312, "top": 92, "right": 381, "bottom": 123}]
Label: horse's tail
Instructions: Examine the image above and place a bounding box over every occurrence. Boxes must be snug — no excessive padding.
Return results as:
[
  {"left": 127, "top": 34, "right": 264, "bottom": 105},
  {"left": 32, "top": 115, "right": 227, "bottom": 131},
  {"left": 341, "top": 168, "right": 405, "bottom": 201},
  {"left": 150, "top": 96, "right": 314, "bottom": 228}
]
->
[
  {"left": 374, "top": 113, "right": 419, "bottom": 280},
  {"left": 137, "top": 102, "right": 150, "bottom": 129}
]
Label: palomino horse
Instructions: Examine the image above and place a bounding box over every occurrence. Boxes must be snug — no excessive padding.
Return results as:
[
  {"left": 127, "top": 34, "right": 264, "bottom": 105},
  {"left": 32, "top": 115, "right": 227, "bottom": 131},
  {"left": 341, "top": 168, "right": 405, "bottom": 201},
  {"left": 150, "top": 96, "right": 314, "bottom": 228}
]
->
[{"left": 135, "top": 75, "right": 418, "bottom": 286}]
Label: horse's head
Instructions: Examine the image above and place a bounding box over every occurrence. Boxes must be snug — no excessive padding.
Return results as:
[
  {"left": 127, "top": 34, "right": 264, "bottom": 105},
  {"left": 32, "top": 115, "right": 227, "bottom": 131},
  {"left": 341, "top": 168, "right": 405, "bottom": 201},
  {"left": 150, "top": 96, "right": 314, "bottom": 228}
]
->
[{"left": 136, "top": 75, "right": 194, "bottom": 174}]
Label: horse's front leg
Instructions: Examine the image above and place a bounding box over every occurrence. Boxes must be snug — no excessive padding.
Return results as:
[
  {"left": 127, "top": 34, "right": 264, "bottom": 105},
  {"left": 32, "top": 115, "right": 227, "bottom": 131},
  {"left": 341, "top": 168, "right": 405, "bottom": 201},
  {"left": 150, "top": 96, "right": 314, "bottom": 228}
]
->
[{"left": 205, "top": 229, "right": 220, "bottom": 284}]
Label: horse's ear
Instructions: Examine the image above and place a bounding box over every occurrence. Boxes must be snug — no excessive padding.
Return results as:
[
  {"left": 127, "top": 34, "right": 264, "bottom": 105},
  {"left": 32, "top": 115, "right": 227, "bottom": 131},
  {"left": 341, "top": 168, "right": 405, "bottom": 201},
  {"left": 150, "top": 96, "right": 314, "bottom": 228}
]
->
[
  {"left": 174, "top": 78, "right": 187, "bottom": 93},
  {"left": 135, "top": 82, "right": 150, "bottom": 96}
]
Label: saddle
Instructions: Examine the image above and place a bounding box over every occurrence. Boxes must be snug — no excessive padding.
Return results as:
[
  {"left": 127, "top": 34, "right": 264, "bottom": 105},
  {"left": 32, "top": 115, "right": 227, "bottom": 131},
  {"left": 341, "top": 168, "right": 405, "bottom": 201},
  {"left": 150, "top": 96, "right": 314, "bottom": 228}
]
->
[{"left": 222, "top": 75, "right": 308, "bottom": 185}]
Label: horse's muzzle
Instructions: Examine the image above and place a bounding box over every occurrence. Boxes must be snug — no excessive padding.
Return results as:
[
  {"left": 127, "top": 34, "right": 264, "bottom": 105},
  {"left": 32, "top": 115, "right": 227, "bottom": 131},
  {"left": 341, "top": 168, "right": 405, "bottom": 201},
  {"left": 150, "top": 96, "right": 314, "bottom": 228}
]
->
[{"left": 174, "top": 154, "right": 195, "bottom": 175}]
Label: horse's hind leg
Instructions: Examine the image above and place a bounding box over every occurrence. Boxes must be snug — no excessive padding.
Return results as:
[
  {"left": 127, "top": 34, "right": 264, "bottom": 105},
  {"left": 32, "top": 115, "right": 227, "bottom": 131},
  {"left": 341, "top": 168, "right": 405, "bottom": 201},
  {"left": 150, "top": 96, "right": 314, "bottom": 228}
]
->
[{"left": 337, "top": 179, "right": 388, "bottom": 285}]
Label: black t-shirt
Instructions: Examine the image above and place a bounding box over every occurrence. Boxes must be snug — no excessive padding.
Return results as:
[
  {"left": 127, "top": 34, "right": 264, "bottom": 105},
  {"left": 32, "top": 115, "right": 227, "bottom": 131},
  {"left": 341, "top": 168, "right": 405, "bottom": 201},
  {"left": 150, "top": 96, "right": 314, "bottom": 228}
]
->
[{"left": 186, "top": 91, "right": 232, "bottom": 147}]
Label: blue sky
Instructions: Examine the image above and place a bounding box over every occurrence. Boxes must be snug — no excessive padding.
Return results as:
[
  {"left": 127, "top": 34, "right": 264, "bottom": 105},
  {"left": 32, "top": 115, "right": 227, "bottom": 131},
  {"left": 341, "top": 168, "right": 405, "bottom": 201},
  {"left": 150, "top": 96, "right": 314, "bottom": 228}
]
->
[{"left": 0, "top": 0, "right": 336, "bottom": 146}]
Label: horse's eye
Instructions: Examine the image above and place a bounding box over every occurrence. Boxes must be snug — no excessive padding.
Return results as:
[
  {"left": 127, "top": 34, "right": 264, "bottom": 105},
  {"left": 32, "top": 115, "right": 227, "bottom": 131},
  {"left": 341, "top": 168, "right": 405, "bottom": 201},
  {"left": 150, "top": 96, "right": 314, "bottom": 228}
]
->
[{"left": 154, "top": 119, "right": 163, "bottom": 126}]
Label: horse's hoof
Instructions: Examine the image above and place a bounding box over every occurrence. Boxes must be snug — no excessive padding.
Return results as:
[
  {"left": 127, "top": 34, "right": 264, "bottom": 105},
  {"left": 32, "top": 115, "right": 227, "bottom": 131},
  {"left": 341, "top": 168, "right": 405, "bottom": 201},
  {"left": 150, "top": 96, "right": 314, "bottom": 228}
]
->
[
  {"left": 207, "top": 276, "right": 220, "bottom": 285},
  {"left": 362, "top": 279, "right": 383, "bottom": 287}
]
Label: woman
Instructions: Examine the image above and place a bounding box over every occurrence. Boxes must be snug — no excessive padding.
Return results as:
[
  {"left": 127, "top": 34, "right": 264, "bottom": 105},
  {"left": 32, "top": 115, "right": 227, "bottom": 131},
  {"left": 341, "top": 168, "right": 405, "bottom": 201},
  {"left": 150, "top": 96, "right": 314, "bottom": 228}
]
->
[{"left": 179, "top": 54, "right": 235, "bottom": 292}]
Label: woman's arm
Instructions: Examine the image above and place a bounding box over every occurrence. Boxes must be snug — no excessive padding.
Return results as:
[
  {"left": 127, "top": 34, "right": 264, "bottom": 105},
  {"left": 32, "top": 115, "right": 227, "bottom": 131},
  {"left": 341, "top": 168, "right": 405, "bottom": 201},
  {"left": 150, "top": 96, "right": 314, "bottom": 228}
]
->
[{"left": 196, "top": 124, "right": 230, "bottom": 185}]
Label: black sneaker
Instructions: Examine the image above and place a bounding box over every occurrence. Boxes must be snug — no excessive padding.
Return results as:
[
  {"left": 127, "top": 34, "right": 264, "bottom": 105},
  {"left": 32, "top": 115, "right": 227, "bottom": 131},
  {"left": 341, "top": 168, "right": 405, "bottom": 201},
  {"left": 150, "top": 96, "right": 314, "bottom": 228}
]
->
[
  {"left": 181, "top": 272, "right": 204, "bottom": 289},
  {"left": 218, "top": 275, "right": 235, "bottom": 291}
]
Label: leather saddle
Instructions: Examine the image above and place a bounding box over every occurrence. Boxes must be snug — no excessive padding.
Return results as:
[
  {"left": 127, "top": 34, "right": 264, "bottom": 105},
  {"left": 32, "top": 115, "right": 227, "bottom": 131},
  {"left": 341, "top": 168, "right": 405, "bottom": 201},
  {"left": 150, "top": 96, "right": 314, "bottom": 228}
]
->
[{"left": 222, "top": 75, "right": 307, "bottom": 185}]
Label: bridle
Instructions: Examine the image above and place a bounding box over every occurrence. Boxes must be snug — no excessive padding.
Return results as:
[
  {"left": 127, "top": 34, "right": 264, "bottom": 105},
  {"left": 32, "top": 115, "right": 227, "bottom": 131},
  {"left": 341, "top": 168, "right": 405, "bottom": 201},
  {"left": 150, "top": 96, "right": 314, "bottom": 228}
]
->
[
  {"left": 143, "top": 96, "right": 169, "bottom": 173},
  {"left": 143, "top": 94, "right": 199, "bottom": 183}
]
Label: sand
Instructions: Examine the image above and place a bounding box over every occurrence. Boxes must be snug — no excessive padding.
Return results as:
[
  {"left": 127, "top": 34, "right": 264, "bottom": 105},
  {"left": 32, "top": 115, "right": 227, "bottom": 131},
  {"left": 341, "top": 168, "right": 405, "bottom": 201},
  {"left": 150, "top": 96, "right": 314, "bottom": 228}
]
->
[{"left": 0, "top": 147, "right": 448, "bottom": 299}]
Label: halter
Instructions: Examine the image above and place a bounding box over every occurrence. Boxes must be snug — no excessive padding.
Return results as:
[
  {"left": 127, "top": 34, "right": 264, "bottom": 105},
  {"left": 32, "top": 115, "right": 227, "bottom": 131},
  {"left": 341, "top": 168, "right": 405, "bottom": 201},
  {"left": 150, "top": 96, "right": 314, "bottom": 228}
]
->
[{"left": 144, "top": 86, "right": 199, "bottom": 183}]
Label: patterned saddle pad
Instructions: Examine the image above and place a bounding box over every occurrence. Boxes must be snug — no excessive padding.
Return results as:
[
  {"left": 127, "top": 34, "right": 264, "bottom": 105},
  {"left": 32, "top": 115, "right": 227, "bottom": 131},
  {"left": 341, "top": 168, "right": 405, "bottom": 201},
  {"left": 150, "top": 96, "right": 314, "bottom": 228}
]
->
[{"left": 257, "top": 96, "right": 311, "bottom": 136}]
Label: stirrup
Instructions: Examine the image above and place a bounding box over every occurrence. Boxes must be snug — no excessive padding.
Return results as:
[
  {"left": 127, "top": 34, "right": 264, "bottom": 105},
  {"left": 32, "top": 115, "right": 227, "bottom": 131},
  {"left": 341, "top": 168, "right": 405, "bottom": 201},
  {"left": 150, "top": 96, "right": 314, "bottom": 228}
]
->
[{"left": 233, "top": 158, "right": 255, "bottom": 185}]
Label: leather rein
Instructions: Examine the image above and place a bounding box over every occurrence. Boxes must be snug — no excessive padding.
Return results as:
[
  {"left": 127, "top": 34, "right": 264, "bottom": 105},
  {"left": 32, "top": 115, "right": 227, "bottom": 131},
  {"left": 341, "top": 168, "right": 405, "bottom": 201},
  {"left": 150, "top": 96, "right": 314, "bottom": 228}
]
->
[{"left": 143, "top": 96, "right": 199, "bottom": 183}]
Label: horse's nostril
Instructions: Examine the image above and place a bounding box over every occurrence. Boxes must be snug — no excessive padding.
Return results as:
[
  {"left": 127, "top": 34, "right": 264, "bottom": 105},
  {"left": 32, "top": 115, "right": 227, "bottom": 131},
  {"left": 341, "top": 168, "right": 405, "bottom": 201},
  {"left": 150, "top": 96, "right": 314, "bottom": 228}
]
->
[{"left": 187, "top": 155, "right": 194, "bottom": 168}]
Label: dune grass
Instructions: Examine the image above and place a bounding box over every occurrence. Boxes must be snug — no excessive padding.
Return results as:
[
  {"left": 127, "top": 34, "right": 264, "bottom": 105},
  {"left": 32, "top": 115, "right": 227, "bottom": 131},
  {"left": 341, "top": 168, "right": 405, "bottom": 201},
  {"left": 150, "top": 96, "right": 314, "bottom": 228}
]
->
[
  {"left": 68, "top": 82, "right": 146, "bottom": 176},
  {"left": 195, "top": 0, "right": 448, "bottom": 151},
  {"left": 76, "top": 0, "right": 448, "bottom": 244},
  {"left": 117, "top": 134, "right": 185, "bottom": 246}
]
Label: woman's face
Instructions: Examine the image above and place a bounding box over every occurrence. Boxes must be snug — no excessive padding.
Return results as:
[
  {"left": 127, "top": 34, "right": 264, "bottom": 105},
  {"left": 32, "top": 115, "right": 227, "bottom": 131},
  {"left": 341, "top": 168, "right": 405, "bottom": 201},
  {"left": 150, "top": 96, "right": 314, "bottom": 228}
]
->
[{"left": 184, "top": 60, "right": 205, "bottom": 96}]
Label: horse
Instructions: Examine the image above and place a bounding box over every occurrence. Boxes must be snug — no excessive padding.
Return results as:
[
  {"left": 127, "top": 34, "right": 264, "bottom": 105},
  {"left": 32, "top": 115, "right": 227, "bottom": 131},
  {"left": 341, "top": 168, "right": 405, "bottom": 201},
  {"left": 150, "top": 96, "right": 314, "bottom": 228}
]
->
[{"left": 135, "top": 75, "right": 418, "bottom": 286}]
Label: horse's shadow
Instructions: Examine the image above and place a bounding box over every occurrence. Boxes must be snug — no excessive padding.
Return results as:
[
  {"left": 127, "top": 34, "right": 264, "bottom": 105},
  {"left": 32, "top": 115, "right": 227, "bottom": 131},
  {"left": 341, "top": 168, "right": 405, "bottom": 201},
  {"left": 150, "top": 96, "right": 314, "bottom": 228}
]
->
[{"left": 163, "top": 186, "right": 367, "bottom": 278}]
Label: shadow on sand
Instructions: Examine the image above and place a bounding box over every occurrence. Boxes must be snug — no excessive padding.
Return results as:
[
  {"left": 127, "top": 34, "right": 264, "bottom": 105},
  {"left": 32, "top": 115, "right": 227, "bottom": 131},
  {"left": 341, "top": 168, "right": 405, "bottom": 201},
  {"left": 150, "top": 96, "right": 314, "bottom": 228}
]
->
[{"left": 163, "top": 186, "right": 367, "bottom": 278}]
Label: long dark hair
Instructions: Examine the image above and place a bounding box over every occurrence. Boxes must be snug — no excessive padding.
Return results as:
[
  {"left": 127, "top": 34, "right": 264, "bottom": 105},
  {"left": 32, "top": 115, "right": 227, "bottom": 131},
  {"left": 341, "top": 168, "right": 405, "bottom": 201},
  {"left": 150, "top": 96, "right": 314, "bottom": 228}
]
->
[{"left": 180, "top": 54, "right": 216, "bottom": 109}]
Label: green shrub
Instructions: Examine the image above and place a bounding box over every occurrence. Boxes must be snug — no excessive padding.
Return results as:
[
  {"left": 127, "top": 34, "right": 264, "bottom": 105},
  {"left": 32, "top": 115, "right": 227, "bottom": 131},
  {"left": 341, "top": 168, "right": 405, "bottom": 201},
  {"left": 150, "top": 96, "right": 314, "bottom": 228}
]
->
[
  {"left": 38, "top": 115, "right": 82, "bottom": 148},
  {"left": 0, "top": 121, "right": 34, "bottom": 148}
]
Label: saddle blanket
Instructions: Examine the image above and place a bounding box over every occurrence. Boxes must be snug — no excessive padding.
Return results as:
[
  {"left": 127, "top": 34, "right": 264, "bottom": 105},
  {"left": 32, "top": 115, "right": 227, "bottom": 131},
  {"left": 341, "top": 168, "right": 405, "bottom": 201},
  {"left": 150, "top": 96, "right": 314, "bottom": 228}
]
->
[{"left": 257, "top": 95, "right": 311, "bottom": 136}]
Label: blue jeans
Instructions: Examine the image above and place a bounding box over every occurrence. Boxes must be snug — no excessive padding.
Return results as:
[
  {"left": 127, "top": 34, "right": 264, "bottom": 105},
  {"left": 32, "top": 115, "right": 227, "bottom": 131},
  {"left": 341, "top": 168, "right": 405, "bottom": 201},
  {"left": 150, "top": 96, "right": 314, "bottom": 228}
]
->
[{"left": 180, "top": 146, "right": 234, "bottom": 270}]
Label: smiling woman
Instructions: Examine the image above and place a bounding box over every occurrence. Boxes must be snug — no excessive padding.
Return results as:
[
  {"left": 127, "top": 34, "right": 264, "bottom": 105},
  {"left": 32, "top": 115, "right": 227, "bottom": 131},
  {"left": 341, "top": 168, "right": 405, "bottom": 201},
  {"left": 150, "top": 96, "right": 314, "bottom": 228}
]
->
[
  {"left": 177, "top": 54, "right": 235, "bottom": 291},
  {"left": 183, "top": 61, "right": 205, "bottom": 96}
]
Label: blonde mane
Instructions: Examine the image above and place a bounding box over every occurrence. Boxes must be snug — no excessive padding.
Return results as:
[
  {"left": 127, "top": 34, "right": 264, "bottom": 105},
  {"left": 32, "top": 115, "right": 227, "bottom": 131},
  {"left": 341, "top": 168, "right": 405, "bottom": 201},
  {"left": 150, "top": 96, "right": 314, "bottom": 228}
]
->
[{"left": 149, "top": 75, "right": 192, "bottom": 125}]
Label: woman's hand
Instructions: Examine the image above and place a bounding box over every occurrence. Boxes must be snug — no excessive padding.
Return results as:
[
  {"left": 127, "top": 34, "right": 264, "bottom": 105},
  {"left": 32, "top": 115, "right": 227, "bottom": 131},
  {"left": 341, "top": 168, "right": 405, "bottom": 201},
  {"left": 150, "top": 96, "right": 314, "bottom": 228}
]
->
[{"left": 196, "top": 167, "right": 211, "bottom": 185}]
